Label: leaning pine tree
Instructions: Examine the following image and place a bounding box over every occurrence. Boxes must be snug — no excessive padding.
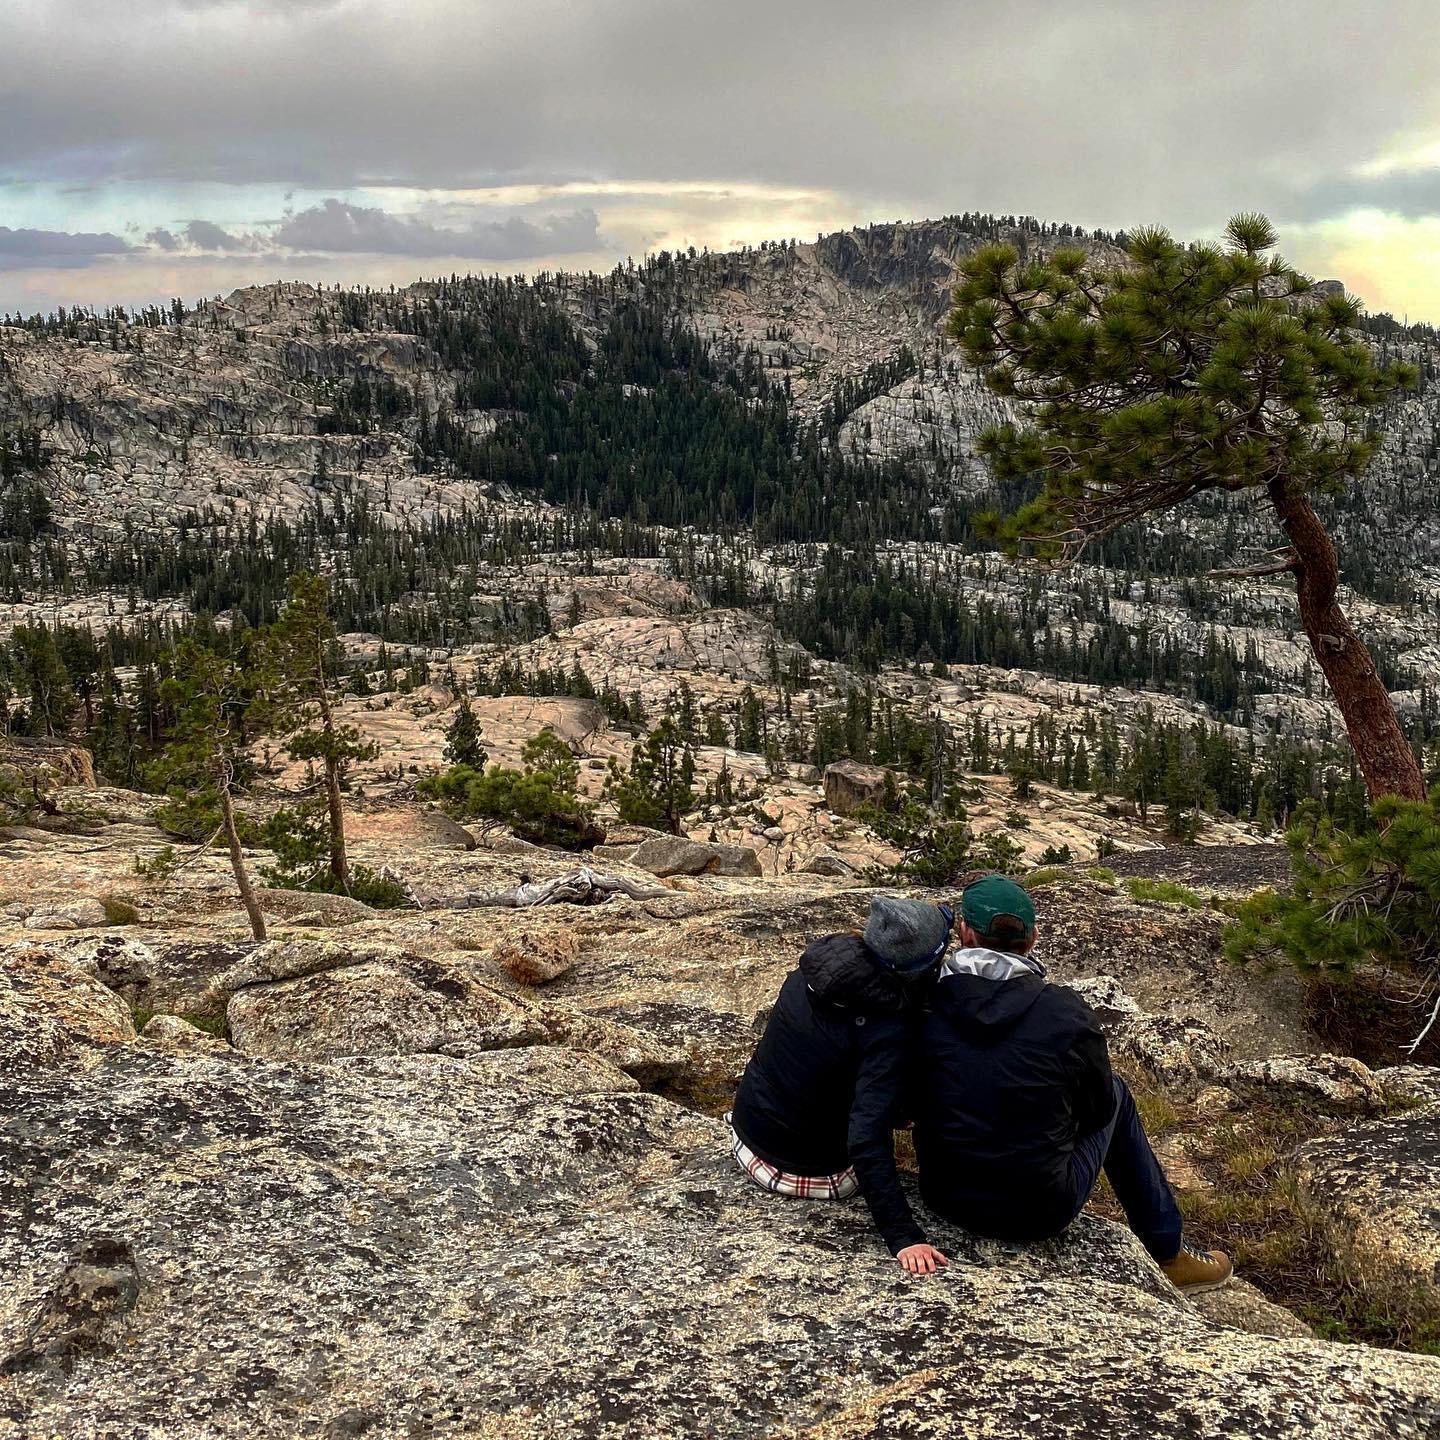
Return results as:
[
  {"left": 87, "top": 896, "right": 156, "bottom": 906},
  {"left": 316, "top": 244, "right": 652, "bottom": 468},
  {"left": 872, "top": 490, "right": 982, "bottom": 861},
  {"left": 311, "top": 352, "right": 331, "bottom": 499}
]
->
[
  {"left": 948, "top": 213, "right": 1424, "bottom": 803},
  {"left": 150, "top": 639, "right": 269, "bottom": 942}
]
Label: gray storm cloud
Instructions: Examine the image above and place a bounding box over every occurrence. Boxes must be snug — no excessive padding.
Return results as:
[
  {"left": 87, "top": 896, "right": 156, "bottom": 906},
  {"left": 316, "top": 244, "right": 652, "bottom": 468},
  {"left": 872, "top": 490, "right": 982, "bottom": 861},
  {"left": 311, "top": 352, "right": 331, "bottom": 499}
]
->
[
  {"left": 4, "top": 0, "right": 1440, "bottom": 230},
  {"left": 272, "top": 199, "right": 601, "bottom": 259},
  {"left": 0, "top": 225, "right": 132, "bottom": 271}
]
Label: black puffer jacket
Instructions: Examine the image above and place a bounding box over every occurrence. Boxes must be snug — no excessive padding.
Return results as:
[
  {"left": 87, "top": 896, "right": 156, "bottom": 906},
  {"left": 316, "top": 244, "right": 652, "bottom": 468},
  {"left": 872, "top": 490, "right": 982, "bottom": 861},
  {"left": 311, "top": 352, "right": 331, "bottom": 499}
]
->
[
  {"left": 731, "top": 934, "right": 925, "bottom": 1255},
  {"left": 912, "top": 964, "right": 1115, "bottom": 1242}
]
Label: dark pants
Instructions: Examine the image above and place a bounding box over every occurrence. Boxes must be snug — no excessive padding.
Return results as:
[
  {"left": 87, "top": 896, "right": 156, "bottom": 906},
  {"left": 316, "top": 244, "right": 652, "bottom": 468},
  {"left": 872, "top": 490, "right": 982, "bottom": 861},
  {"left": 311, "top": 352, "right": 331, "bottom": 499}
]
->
[{"left": 1066, "top": 1075, "right": 1183, "bottom": 1263}]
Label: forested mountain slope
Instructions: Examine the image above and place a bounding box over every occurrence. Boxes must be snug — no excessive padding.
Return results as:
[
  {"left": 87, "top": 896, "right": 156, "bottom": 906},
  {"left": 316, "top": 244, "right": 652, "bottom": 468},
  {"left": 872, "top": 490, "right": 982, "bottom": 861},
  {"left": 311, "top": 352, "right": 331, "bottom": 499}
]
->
[{"left": 2, "top": 213, "right": 1438, "bottom": 810}]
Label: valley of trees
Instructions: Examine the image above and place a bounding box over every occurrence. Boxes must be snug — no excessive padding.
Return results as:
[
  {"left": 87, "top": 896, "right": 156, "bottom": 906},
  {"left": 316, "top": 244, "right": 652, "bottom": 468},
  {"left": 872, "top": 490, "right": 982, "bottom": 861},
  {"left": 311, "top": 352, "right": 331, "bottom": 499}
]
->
[{"left": 2, "top": 213, "right": 1438, "bottom": 1007}]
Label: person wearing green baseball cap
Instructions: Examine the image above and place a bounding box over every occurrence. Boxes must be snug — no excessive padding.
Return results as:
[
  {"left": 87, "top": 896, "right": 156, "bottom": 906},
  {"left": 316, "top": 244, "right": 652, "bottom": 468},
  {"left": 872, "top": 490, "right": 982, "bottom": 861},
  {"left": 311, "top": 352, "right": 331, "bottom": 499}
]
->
[{"left": 910, "top": 873, "right": 1233, "bottom": 1295}]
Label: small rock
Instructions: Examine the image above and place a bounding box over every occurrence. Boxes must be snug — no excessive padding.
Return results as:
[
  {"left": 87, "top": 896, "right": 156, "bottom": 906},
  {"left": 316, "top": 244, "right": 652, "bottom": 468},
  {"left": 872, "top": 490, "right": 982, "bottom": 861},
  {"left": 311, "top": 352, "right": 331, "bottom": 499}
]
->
[
  {"left": 0, "top": 1238, "right": 141, "bottom": 1376},
  {"left": 138, "top": 1014, "right": 224, "bottom": 1051},
  {"left": 495, "top": 931, "right": 580, "bottom": 987},
  {"left": 1193, "top": 1085, "right": 1241, "bottom": 1119}
]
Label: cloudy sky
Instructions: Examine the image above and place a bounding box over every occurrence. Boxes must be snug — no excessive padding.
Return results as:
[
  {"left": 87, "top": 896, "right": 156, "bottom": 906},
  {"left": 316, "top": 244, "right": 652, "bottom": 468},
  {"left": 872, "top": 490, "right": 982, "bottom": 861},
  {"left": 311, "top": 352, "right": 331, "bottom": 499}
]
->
[{"left": 6, "top": 0, "right": 1440, "bottom": 319}]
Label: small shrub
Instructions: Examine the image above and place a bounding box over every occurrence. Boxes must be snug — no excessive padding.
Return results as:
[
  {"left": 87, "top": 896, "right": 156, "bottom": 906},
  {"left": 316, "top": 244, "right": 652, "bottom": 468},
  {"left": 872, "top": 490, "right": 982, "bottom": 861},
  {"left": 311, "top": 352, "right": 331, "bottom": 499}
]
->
[
  {"left": 1226, "top": 792, "right": 1440, "bottom": 976},
  {"left": 418, "top": 736, "right": 600, "bottom": 851},
  {"left": 100, "top": 895, "right": 140, "bottom": 926},
  {"left": 1124, "top": 877, "right": 1205, "bottom": 910},
  {"left": 133, "top": 845, "right": 178, "bottom": 879},
  {"left": 1023, "top": 866, "right": 1070, "bottom": 890},
  {"left": 1085, "top": 865, "right": 1117, "bottom": 885}
]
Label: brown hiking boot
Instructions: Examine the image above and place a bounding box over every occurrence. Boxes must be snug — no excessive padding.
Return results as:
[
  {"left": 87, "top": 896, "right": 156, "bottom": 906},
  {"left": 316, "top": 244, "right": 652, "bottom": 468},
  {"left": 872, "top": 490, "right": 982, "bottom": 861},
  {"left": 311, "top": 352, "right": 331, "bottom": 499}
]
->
[{"left": 1162, "top": 1242, "right": 1234, "bottom": 1295}]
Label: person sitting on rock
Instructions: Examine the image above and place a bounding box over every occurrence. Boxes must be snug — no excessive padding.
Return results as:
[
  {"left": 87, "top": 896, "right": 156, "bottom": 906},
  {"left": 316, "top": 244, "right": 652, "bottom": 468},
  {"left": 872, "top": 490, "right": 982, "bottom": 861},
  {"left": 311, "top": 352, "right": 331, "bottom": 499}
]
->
[
  {"left": 729, "top": 895, "right": 953, "bottom": 1276},
  {"left": 912, "top": 873, "right": 1234, "bottom": 1295}
]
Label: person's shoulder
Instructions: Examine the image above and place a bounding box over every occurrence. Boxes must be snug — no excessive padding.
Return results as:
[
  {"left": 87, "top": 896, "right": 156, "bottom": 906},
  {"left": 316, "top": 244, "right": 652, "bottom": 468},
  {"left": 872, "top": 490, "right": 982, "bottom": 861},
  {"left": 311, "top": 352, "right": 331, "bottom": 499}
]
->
[
  {"left": 1038, "top": 981, "right": 1105, "bottom": 1033},
  {"left": 800, "top": 933, "right": 905, "bottom": 1015}
]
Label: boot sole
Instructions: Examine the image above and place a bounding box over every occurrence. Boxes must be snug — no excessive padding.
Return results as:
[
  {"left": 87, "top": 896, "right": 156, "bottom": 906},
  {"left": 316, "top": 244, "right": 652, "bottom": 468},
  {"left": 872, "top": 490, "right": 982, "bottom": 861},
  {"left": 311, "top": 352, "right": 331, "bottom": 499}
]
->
[{"left": 1175, "top": 1274, "right": 1235, "bottom": 1296}]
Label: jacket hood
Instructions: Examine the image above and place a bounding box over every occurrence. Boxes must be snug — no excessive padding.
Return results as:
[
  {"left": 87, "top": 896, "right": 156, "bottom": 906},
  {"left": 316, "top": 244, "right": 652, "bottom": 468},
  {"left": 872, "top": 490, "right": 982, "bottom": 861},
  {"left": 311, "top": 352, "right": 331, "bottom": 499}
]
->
[
  {"left": 800, "top": 933, "right": 911, "bottom": 1015},
  {"left": 934, "top": 946, "right": 1048, "bottom": 1034}
]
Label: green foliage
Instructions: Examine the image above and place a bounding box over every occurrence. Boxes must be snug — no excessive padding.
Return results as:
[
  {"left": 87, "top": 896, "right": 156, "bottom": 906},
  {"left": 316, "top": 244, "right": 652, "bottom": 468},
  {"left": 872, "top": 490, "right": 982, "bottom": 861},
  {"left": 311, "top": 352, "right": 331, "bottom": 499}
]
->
[
  {"left": 99, "top": 894, "right": 140, "bottom": 926},
  {"left": 1023, "top": 866, "right": 1070, "bottom": 889},
  {"left": 419, "top": 733, "right": 599, "bottom": 850},
  {"left": 443, "top": 694, "right": 488, "bottom": 768},
  {"left": 859, "top": 799, "right": 976, "bottom": 887},
  {"left": 949, "top": 215, "right": 1415, "bottom": 563},
  {"left": 604, "top": 719, "right": 697, "bottom": 835},
  {"left": 145, "top": 637, "right": 265, "bottom": 817},
  {"left": 1226, "top": 793, "right": 1440, "bottom": 1001},
  {"left": 256, "top": 803, "right": 409, "bottom": 908},
  {"left": 133, "top": 844, "right": 178, "bottom": 879},
  {"left": 1124, "top": 877, "right": 1206, "bottom": 910}
]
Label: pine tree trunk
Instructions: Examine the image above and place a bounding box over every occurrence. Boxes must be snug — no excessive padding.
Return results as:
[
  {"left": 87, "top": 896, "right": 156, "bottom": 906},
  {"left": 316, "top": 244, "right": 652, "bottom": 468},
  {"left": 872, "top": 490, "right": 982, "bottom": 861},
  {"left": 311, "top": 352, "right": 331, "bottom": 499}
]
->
[
  {"left": 324, "top": 751, "right": 348, "bottom": 885},
  {"left": 218, "top": 780, "right": 266, "bottom": 942},
  {"left": 1268, "top": 479, "right": 1426, "bottom": 803},
  {"left": 313, "top": 640, "right": 350, "bottom": 886}
]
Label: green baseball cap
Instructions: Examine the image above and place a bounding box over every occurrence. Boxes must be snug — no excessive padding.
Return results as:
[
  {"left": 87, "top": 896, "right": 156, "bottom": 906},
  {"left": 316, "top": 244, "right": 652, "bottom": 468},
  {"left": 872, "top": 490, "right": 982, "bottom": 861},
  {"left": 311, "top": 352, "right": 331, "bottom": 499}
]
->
[{"left": 961, "top": 873, "right": 1036, "bottom": 939}]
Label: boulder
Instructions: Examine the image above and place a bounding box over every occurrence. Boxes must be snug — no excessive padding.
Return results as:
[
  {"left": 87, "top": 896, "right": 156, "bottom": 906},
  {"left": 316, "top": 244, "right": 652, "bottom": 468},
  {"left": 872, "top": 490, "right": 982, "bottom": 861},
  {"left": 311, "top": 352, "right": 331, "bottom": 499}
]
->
[
  {"left": 1296, "top": 1101, "right": 1440, "bottom": 1301},
  {"left": 227, "top": 960, "right": 545, "bottom": 1063},
  {"left": 0, "top": 943, "right": 136, "bottom": 1067},
  {"left": 1376, "top": 1064, "right": 1440, "bottom": 1107},
  {"left": 1104, "top": 1012, "right": 1228, "bottom": 1093},
  {"left": 528, "top": 1001, "right": 688, "bottom": 1085},
  {"left": 707, "top": 844, "right": 763, "bottom": 877},
  {"left": 50, "top": 932, "right": 158, "bottom": 1003},
  {"left": 1063, "top": 981, "right": 1226, "bottom": 1091},
  {"left": 797, "top": 849, "right": 855, "bottom": 878},
  {"left": 631, "top": 836, "right": 762, "bottom": 879},
  {"left": 632, "top": 836, "right": 719, "bottom": 876},
  {"left": 3, "top": 1048, "right": 1439, "bottom": 1439},
  {"left": 1223, "top": 1054, "right": 1389, "bottom": 1115},
  {"left": 822, "top": 759, "right": 891, "bottom": 816},
  {"left": 23, "top": 898, "right": 111, "bottom": 931}
]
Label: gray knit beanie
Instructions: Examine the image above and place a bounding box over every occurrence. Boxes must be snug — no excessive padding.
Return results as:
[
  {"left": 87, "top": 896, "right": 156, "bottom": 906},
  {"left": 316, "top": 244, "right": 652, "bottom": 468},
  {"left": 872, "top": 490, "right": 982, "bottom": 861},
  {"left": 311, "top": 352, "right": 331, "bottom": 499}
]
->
[{"left": 863, "top": 896, "right": 953, "bottom": 974}]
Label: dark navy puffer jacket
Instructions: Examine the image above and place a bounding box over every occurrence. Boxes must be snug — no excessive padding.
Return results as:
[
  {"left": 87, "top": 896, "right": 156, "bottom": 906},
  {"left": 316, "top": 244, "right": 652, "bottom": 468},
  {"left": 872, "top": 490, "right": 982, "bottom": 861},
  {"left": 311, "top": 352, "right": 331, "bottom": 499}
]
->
[
  {"left": 913, "top": 965, "right": 1115, "bottom": 1242},
  {"left": 731, "top": 934, "right": 925, "bottom": 1255}
]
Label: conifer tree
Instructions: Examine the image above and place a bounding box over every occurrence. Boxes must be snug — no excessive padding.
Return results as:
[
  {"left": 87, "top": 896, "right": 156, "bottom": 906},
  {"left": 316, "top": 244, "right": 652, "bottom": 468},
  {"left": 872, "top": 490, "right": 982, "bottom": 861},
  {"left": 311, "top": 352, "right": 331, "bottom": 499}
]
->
[
  {"left": 269, "top": 572, "right": 377, "bottom": 889},
  {"left": 949, "top": 214, "right": 1424, "bottom": 803},
  {"left": 444, "top": 693, "right": 487, "bottom": 768},
  {"left": 149, "top": 639, "right": 268, "bottom": 941},
  {"left": 605, "top": 718, "right": 697, "bottom": 834}
]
